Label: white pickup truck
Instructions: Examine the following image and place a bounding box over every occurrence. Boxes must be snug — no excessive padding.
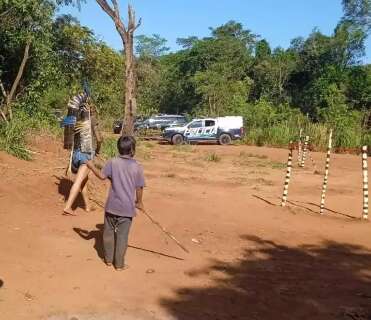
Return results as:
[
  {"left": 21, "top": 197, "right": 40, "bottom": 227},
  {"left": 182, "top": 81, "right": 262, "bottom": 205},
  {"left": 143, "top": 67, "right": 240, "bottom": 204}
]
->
[{"left": 162, "top": 116, "right": 244, "bottom": 145}]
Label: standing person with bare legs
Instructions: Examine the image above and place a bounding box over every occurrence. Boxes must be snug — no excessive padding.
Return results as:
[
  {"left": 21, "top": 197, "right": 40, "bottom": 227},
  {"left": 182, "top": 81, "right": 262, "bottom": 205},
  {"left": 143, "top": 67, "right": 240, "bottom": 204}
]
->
[{"left": 62, "top": 91, "right": 102, "bottom": 216}]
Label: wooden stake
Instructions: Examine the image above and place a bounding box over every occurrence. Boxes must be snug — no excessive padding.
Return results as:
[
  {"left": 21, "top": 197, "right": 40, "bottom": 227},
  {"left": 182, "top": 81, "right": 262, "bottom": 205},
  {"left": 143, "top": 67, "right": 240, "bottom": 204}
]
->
[
  {"left": 281, "top": 141, "right": 293, "bottom": 207},
  {"left": 300, "top": 136, "right": 309, "bottom": 168},
  {"left": 320, "top": 130, "right": 333, "bottom": 214},
  {"left": 362, "top": 145, "right": 369, "bottom": 219}
]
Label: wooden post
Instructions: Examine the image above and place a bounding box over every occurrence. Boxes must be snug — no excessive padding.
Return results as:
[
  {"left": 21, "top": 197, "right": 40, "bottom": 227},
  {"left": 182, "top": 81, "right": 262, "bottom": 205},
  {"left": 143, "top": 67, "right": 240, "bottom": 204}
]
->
[
  {"left": 281, "top": 141, "right": 293, "bottom": 207},
  {"left": 297, "top": 128, "right": 303, "bottom": 166},
  {"left": 300, "top": 136, "right": 309, "bottom": 168},
  {"left": 362, "top": 146, "right": 369, "bottom": 219},
  {"left": 320, "top": 130, "right": 333, "bottom": 214}
]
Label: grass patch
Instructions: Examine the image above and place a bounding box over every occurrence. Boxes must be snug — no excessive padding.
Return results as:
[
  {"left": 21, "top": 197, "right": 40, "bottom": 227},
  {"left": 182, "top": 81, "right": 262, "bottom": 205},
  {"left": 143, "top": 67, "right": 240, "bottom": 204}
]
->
[
  {"left": 101, "top": 137, "right": 117, "bottom": 159},
  {"left": 172, "top": 144, "right": 194, "bottom": 153},
  {"left": 101, "top": 137, "right": 154, "bottom": 161},
  {"left": 239, "top": 151, "right": 268, "bottom": 160},
  {"left": 204, "top": 152, "right": 221, "bottom": 162},
  {"left": 0, "top": 115, "right": 33, "bottom": 160},
  {"left": 142, "top": 141, "right": 155, "bottom": 148},
  {"left": 269, "top": 161, "right": 286, "bottom": 169}
]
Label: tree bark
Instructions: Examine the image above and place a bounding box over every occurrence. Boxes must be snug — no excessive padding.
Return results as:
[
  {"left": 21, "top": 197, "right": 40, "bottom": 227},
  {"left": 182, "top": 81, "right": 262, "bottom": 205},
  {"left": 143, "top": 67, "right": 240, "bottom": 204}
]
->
[
  {"left": 0, "top": 40, "right": 31, "bottom": 122},
  {"left": 96, "top": 1, "right": 141, "bottom": 136}
]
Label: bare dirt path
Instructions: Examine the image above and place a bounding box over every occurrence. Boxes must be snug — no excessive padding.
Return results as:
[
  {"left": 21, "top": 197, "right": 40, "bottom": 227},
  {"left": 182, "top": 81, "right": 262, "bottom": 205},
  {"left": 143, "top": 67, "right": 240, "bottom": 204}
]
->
[{"left": 0, "top": 136, "right": 370, "bottom": 320}]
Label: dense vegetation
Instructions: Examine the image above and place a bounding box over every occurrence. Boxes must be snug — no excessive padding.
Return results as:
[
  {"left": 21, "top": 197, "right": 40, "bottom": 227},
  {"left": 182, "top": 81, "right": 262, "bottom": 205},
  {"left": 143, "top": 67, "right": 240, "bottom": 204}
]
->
[{"left": 0, "top": 0, "right": 370, "bottom": 158}]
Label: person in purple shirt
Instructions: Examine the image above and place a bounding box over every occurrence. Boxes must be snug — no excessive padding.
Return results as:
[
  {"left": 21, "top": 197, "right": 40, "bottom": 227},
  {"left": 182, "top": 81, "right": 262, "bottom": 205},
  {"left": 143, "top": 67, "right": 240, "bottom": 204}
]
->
[{"left": 87, "top": 136, "right": 145, "bottom": 270}]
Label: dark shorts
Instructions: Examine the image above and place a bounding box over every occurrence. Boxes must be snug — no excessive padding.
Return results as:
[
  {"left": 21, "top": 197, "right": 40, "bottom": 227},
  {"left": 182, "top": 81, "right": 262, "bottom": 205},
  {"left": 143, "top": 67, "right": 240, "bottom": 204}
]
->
[{"left": 72, "top": 150, "right": 93, "bottom": 173}]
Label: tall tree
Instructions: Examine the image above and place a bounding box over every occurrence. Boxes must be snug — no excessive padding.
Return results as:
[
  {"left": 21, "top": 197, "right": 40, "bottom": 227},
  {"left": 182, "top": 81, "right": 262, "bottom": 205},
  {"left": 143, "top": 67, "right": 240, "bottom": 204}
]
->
[
  {"left": 95, "top": 0, "right": 141, "bottom": 135},
  {"left": 342, "top": 0, "right": 371, "bottom": 32},
  {"left": 135, "top": 34, "right": 169, "bottom": 58}
]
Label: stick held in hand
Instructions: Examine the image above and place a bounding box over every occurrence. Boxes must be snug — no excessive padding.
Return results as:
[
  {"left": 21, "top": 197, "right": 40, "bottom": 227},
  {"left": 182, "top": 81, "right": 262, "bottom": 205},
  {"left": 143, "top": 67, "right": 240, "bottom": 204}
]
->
[{"left": 140, "top": 208, "right": 190, "bottom": 254}]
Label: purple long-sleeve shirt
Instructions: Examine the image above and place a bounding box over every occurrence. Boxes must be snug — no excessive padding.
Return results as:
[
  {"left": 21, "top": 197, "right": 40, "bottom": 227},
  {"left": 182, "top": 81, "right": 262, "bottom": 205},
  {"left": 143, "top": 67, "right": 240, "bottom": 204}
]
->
[{"left": 102, "top": 156, "right": 145, "bottom": 217}]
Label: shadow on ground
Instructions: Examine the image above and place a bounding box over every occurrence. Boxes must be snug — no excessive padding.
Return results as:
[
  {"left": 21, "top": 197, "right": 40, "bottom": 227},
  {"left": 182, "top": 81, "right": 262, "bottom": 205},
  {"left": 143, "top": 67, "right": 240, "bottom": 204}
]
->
[
  {"left": 161, "top": 235, "right": 371, "bottom": 320},
  {"left": 55, "top": 176, "right": 86, "bottom": 210},
  {"left": 73, "top": 224, "right": 185, "bottom": 262},
  {"left": 74, "top": 224, "right": 105, "bottom": 259}
]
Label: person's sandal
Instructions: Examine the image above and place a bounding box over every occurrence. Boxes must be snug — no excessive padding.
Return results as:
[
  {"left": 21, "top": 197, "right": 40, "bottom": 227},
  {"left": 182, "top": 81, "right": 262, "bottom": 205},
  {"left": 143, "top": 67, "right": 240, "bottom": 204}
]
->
[{"left": 115, "top": 265, "right": 129, "bottom": 271}]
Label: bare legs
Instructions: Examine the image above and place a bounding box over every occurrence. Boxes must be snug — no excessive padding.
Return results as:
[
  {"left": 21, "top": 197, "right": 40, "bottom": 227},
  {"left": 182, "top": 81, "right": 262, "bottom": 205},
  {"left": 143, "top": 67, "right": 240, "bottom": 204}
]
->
[
  {"left": 80, "top": 175, "right": 91, "bottom": 212},
  {"left": 63, "top": 164, "right": 90, "bottom": 215}
]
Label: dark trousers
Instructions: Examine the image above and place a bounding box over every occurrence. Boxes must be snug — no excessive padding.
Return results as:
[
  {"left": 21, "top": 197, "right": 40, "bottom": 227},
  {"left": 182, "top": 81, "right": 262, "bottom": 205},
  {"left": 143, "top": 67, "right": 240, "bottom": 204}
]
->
[{"left": 103, "top": 212, "right": 132, "bottom": 268}]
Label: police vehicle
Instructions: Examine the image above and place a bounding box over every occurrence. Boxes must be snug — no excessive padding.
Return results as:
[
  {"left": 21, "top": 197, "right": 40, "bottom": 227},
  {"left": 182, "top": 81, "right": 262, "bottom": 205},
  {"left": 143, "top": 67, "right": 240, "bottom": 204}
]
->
[{"left": 163, "top": 116, "right": 244, "bottom": 145}]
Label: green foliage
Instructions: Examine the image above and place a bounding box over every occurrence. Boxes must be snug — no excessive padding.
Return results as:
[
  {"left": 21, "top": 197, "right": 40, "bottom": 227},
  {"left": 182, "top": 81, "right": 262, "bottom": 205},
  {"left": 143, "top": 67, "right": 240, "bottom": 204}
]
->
[
  {"left": 0, "top": 110, "right": 58, "bottom": 160},
  {"left": 135, "top": 34, "right": 170, "bottom": 58},
  {"left": 0, "top": 118, "right": 30, "bottom": 160},
  {"left": 101, "top": 137, "right": 117, "bottom": 160},
  {"left": 342, "top": 0, "right": 371, "bottom": 32},
  {"left": 0, "top": 1, "right": 369, "bottom": 160}
]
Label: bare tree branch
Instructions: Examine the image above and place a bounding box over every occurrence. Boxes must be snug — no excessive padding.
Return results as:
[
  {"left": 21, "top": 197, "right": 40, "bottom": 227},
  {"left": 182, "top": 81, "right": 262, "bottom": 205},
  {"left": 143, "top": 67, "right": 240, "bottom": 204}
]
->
[
  {"left": 134, "top": 17, "right": 142, "bottom": 31},
  {"left": 111, "top": 0, "right": 120, "bottom": 18},
  {"left": 0, "top": 81, "right": 7, "bottom": 99},
  {"left": 5, "top": 40, "right": 31, "bottom": 120},
  {"left": 95, "top": 0, "right": 116, "bottom": 21},
  {"left": 0, "top": 109, "right": 8, "bottom": 123}
]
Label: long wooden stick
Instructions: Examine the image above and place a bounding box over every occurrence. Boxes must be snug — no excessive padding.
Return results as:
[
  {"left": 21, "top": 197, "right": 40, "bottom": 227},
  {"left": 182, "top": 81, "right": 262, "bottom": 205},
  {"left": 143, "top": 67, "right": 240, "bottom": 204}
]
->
[
  {"left": 320, "top": 129, "right": 333, "bottom": 214},
  {"left": 281, "top": 141, "right": 293, "bottom": 207},
  {"left": 362, "top": 145, "right": 369, "bottom": 219},
  {"left": 141, "top": 209, "right": 189, "bottom": 253},
  {"left": 91, "top": 197, "right": 189, "bottom": 253}
]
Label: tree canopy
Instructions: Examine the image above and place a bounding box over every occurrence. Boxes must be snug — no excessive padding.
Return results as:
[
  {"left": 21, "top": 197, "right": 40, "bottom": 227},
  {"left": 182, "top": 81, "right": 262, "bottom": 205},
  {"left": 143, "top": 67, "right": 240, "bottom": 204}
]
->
[{"left": 0, "top": 0, "right": 369, "bottom": 154}]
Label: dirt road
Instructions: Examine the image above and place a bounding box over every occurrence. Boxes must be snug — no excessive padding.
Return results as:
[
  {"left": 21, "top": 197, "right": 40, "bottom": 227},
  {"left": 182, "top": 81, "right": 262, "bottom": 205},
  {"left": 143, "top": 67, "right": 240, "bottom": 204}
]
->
[{"left": 0, "top": 136, "right": 370, "bottom": 319}]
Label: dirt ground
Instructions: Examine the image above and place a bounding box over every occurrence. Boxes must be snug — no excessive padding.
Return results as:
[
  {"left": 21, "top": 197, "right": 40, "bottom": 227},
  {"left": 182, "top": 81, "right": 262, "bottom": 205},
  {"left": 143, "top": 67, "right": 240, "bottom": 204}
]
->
[{"left": 0, "top": 135, "right": 370, "bottom": 320}]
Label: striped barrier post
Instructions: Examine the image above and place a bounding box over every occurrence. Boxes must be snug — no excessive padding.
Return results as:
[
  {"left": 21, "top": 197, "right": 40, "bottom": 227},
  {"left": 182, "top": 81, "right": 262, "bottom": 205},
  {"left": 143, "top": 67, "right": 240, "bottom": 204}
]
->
[
  {"left": 320, "top": 129, "right": 333, "bottom": 214},
  {"left": 300, "top": 136, "right": 310, "bottom": 168},
  {"left": 362, "top": 146, "right": 369, "bottom": 219},
  {"left": 281, "top": 141, "right": 294, "bottom": 207},
  {"left": 298, "top": 129, "right": 303, "bottom": 166}
]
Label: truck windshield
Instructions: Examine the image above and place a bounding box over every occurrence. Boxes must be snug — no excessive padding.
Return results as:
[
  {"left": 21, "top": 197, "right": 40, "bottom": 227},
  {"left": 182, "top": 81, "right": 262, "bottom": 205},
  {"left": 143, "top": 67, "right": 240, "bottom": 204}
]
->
[{"left": 188, "top": 120, "right": 203, "bottom": 128}]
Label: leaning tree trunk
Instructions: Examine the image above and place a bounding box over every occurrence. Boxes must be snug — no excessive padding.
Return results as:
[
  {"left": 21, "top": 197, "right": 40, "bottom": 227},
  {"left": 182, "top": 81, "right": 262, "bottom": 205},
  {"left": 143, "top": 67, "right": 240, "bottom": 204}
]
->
[
  {"left": 122, "top": 19, "right": 137, "bottom": 135},
  {"left": 95, "top": 1, "right": 141, "bottom": 136},
  {"left": 0, "top": 39, "right": 31, "bottom": 123}
]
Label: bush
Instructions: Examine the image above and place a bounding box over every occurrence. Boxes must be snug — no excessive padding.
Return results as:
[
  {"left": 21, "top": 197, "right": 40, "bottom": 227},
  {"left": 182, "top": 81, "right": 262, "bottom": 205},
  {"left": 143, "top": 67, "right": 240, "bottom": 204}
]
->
[
  {"left": 0, "top": 114, "right": 31, "bottom": 160},
  {"left": 101, "top": 137, "right": 117, "bottom": 159}
]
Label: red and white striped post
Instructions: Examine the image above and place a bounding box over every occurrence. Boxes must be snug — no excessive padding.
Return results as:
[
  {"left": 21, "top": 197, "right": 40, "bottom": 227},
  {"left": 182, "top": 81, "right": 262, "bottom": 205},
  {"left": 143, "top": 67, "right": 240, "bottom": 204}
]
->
[{"left": 362, "top": 146, "right": 369, "bottom": 219}]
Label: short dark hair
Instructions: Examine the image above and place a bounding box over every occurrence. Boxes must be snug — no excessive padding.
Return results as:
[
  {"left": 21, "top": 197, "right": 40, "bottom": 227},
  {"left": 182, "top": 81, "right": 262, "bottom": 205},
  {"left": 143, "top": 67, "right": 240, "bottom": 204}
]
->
[{"left": 117, "top": 135, "right": 136, "bottom": 156}]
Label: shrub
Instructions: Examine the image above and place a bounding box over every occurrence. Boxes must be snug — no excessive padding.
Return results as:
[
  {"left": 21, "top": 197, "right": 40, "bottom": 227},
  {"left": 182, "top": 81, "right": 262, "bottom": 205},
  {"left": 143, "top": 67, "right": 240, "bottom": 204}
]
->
[
  {"left": 205, "top": 152, "right": 221, "bottom": 162},
  {"left": 0, "top": 114, "right": 31, "bottom": 160}
]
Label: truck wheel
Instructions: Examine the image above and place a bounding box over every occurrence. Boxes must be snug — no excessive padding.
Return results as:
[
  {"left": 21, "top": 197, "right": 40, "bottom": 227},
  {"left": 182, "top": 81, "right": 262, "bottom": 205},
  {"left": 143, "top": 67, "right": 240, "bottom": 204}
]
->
[
  {"left": 172, "top": 134, "right": 184, "bottom": 145},
  {"left": 218, "top": 133, "right": 232, "bottom": 145}
]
